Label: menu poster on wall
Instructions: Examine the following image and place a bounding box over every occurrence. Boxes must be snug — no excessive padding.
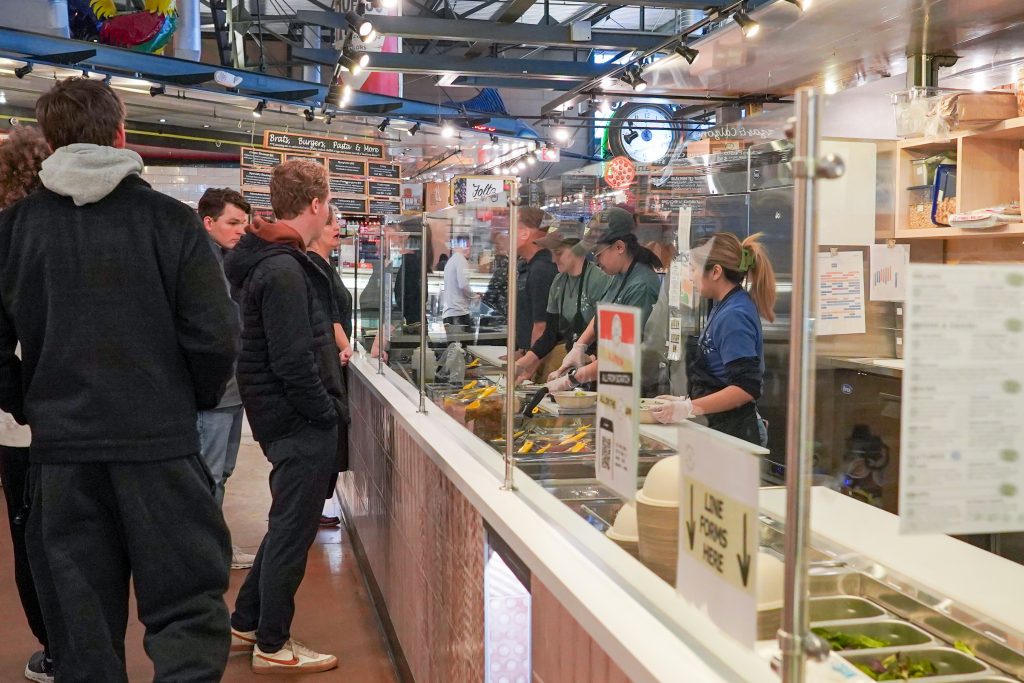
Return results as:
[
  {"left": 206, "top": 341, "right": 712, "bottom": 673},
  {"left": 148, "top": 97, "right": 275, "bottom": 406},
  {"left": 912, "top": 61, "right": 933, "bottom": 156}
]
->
[
  {"left": 677, "top": 426, "right": 760, "bottom": 647},
  {"left": 900, "top": 264, "right": 1024, "bottom": 535},
  {"left": 286, "top": 153, "right": 325, "bottom": 167},
  {"left": 329, "top": 158, "right": 367, "bottom": 176},
  {"left": 453, "top": 176, "right": 511, "bottom": 207},
  {"left": 401, "top": 183, "right": 424, "bottom": 213},
  {"left": 241, "top": 168, "right": 272, "bottom": 188},
  {"left": 368, "top": 181, "right": 401, "bottom": 198},
  {"left": 817, "top": 251, "right": 866, "bottom": 336},
  {"left": 332, "top": 197, "right": 368, "bottom": 214},
  {"left": 368, "top": 162, "right": 400, "bottom": 179},
  {"left": 596, "top": 304, "right": 641, "bottom": 500},
  {"left": 869, "top": 243, "right": 910, "bottom": 302},
  {"left": 330, "top": 177, "right": 367, "bottom": 196},
  {"left": 369, "top": 199, "right": 402, "bottom": 216},
  {"left": 264, "top": 130, "right": 384, "bottom": 158},
  {"left": 243, "top": 190, "right": 272, "bottom": 209},
  {"left": 241, "top": 147, "right": 283, "bottom": 168}
]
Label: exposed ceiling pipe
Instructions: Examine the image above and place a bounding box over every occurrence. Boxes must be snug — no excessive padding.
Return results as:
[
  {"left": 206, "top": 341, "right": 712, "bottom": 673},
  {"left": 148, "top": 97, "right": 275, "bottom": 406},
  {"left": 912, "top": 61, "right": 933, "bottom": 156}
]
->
[{"left": 174, "top": 0, "right": 203, "bottom": 62}]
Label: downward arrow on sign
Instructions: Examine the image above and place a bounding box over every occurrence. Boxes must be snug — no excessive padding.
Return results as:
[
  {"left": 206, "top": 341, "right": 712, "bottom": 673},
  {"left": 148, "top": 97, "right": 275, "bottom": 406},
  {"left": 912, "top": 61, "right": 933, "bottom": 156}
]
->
[
  {"left": 685, "top": 483, "right": 696, "bottom": 550},
  {"left": 736, "top": 512, "right": 752, "bottom": 587}
]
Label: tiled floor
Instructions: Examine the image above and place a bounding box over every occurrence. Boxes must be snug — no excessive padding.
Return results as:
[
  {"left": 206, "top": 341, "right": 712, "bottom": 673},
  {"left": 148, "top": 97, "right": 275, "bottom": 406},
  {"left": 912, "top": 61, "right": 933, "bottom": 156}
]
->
[{"left": 0, "top": 440, "right": 400, "bottom": 683}]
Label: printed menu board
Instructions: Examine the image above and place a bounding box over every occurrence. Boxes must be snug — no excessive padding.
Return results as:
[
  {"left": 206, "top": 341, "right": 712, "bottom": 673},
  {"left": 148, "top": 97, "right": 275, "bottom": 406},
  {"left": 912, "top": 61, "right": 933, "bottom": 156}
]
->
[
  {"left": 286, "top": 153, "right": 325, "bottom": 167},
  {"left": 369, "top": 199, "right": 401, "bottom": 215},
  {"left": 264, "top": 130, "right": 383, "bottom": 158},
  {"left": 900, "top": 264, "right": 1024, "bottom": 534},
  {"left": 331, "top": 177, "right": 367, "bottom": 196},
  {"left": 243, "top": 190, "right": 272, "bottom": 209},
  {"left": 368, "top": 181, "right": 400, "bottom": 198},
  {"left": 241, "top": 168, "right": 272, "bottom": 188},
  {"left": 368, "top": 162, "right": 400, "bottom": 179},
  {"left": 329, "top": 158, "right": 367, "bottom": 176},
  {"left": 332, "top": 197, "right": 368, "bottom": 214},
  {"left": 241, "top": 147, "right": 283, "bottom": 168}
]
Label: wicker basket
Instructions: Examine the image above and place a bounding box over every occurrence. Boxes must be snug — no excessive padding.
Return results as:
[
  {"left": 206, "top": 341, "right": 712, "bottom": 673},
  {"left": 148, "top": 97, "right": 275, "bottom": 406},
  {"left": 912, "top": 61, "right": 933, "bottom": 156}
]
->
[{"left": 636, "top": 495, "right": 679, "bottom": 586}]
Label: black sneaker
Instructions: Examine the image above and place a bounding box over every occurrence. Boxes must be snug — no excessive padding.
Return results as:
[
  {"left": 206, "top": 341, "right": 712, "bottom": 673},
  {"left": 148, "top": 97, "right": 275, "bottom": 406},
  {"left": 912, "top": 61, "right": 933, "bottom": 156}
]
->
[
  {"left": 24, "top": 651, "right": 54, "bottom": 683},
  {"left": 318, "top": 515, "right": 341, "bottom": 528}
]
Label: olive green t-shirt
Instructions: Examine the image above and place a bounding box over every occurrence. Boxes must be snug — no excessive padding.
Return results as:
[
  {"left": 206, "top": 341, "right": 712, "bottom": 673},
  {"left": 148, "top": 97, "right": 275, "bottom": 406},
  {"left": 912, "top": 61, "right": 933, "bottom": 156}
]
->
[
  {"left": 546, "top": 262, "right": 614, "bottom": 330},
  {"left": 602, "top": 261, "right": 661, "bottom": 330}
]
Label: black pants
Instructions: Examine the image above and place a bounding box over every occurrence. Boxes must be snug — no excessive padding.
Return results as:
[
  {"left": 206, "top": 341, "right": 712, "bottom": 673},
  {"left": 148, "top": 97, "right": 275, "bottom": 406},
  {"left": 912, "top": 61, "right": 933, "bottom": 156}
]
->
[
  {"left": 0, "top": 445, "right": 49, "bottom": 653},
  {"left": 231, "top": 423, "right": 337, "bottom": 652},
  {"left": 27, "top": 456, "right": 232, "bottom": 683},
  {"left": 443, "top": 314, "right": 472, "bottom": 327}
]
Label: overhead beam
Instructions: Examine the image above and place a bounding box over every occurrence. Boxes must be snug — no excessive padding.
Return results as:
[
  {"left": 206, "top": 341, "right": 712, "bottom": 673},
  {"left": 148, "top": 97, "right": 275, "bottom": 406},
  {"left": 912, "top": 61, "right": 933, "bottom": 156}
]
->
[
  {"left": 463, "top": 0, "right": 539, "bottom": 59},
  {"left": 294, "top": 11, "right": 670, "bottom": 50},
  {"left": 448, "top": 76, "right": 579, "bottom": 90},
  {"left": 293, "top": 47, "right": 609, "bottom": 80}
]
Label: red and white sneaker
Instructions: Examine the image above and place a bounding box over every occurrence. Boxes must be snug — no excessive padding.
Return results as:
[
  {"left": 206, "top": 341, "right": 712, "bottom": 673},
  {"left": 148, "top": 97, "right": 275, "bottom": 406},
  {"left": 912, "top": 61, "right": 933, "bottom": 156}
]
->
[
  {"left": 230, "top": 627, "right": 257, "bottom": 654},
  {"left": 252, "top": 640, "right": 338, "bottom": 675}
]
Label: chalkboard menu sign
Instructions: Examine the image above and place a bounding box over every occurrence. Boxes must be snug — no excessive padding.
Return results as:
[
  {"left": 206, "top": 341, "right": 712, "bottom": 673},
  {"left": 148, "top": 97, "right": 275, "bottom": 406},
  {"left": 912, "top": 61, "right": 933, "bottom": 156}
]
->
[
  {"left": 241, "top": 148, "right": 283, "bottom": 168},
  {"left": 264, "top": 130, "right": 383, "bottom": 159},
  {"left": 243, "top": 190, "right": 272, "bottom": 209},
  {"left": 369, "top": 199, "right": 401, "bottom": 215},
  {"left": 332, "top": 197, "right": 368, "bottom": 214},
  {"left": 241, "top": 168, "right": 272, "bottom": 188},
  {"left": 561, "top": 175, "right": 597, "bottom": 197},
  {"left": 329, "top": 158, "right": 366, "bottom": 176},
  {"left": 367, "top": 162, "right": 400, "bottom": 179},
  {"left": 285, "top": 153, "right": 325, "bottom": 167},
  {"left": 368, "top": 181, "right": 400, "bottom": 198},
  {"left": 330, "top": 177, "right": 367, "bottom": 196}
]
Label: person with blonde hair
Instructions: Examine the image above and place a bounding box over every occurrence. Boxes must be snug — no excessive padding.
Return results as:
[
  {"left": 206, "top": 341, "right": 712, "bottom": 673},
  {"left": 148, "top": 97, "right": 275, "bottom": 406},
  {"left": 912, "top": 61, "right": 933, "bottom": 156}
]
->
[
  {"left": 650, "top": 231, "right": 776, "bottom": 446},
  {"left": 0, "top": 124, "right": 54, "bottom": 682}
]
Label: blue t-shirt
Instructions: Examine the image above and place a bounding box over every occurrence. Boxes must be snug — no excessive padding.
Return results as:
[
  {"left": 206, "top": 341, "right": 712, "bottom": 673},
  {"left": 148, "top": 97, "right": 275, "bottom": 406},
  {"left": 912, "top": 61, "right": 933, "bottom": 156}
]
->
[{"left": 698, "top": 287, "right": 764, "bottom": 384}]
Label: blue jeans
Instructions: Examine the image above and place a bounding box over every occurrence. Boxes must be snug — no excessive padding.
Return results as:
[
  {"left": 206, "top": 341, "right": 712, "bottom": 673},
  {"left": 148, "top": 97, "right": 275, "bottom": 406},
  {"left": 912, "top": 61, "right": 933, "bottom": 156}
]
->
[{"left": 197, "top": 405, "right": 245, "bottom": 507}]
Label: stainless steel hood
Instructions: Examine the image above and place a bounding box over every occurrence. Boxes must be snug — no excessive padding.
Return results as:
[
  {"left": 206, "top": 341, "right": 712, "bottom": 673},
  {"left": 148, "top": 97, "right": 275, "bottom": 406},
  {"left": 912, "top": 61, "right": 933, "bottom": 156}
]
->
[{"left": 631, "top": 0, "right": 1024, "bottom": 98}]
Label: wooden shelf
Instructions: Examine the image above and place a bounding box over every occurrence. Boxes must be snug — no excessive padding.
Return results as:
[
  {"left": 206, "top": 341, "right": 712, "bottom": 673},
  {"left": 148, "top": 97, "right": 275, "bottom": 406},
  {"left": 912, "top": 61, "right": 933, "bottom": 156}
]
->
[
  {"left": 897, "top": 117, "right": 1024, "bottom": 151},
  {"left": 895, "top": 223, "right": 1024, "bottom": 240}
]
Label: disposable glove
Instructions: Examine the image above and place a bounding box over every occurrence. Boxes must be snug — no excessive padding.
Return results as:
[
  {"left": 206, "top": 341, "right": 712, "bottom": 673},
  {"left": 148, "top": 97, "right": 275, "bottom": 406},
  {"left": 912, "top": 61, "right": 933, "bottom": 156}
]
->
[
  {"left": 651, "top": 396, "right": 695, "bottom": 424},
  {"left": 545, "top": 374, "right": 574, "bottom": 394},
  {"left": 549, "top": 342, "right": 588, "bottom": 381}
]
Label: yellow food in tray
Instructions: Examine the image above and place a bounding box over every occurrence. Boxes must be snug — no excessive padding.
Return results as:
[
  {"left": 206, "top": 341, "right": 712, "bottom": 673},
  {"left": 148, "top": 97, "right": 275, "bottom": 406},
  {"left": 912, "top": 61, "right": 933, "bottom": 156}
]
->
[{"left": 518, "top": 440, "right": 535, "bottom": 454}]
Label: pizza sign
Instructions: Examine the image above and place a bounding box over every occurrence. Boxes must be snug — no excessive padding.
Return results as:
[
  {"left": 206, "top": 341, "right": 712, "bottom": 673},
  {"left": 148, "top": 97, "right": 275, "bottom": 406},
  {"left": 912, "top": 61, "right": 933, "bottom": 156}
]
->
[{"left": 604, "top": 156, "right": 636, "bottom": 190}]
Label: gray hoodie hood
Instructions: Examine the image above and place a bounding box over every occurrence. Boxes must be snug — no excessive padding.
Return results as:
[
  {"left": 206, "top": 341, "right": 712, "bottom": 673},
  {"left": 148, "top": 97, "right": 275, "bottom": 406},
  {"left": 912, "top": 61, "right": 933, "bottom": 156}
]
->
[{"left": 39, "top": 144, "right": 144, "bottom": 206}]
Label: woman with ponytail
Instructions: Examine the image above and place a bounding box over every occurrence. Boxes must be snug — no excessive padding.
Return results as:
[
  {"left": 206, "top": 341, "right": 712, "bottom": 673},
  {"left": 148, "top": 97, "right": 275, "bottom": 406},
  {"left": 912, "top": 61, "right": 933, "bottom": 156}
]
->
[{"left": 650, "top": 232, "right": 776, "bottom": 446}]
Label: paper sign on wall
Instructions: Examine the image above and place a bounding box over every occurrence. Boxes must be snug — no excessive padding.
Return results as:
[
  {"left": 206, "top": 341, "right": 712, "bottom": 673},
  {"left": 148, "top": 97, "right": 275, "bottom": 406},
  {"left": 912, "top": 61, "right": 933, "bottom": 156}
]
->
[
  {"left": 596, "top": 304, "right": 641, "bottom": 500},
  {"left": 817, "top": 251, "right": 866, "bottom": 335},
  {"left": 900, "top": 264, "right": 1024, "bottom": 535},
  {"left": 869, "top": 244, "right": 909, "bottom": 302},
  {"left": 677, "top": 426, "right": 761, "bottom": 647}
]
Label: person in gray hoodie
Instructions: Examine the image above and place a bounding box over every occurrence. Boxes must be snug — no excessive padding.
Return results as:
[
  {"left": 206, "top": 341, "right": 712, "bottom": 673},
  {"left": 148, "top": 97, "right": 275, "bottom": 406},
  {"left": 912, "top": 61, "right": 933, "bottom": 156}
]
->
[{"left": 0, "top": 77, "right": 239, "bottom": 682}]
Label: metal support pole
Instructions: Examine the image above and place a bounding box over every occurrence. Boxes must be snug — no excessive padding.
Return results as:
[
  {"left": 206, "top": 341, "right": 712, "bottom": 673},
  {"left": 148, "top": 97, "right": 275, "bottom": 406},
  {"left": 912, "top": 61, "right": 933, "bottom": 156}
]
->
[
  {"left": 379, "top": 230, "right": 390, "bottom": 376},
  {"left": 502, "top": 190, "right": 519, "bottom": 491},
  {"left": 418, "top": 220, "right": 429, "bottom": 413},
  {"left": 353, "top": 229, "right": 361, "bottom": 349}
]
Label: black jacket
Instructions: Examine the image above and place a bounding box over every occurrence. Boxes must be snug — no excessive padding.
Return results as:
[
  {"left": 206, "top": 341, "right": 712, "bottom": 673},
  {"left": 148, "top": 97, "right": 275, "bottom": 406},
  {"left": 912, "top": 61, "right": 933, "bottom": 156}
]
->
[
  {"left": 225, "top": 232, "right": 345, "bottom": 444},
  {"left": 0, "top": 176, "right": 240, "bottom": 463}
]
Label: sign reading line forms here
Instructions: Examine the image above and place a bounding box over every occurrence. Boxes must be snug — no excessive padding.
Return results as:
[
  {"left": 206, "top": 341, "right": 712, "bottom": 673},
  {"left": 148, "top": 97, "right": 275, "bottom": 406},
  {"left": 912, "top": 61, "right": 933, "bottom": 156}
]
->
[{"left": 676, "top": 425, "right": 760, "bottom": 647}]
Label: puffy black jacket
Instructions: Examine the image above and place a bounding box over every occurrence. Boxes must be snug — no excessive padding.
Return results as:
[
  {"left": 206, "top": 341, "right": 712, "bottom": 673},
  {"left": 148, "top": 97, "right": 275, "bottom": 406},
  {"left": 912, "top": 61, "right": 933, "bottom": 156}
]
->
[
  {"left": 0, "top": 175, "right": 239, "bottom": 463},
  {"left": 224, "top": 232, "right": 345, "bottom": 444}
]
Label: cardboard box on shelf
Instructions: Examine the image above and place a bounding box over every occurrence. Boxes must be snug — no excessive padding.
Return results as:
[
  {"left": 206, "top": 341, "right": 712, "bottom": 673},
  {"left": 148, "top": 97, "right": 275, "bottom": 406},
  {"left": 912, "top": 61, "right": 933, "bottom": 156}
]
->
[{"left": 951, "top": 91, "right": 1017, "bottom": 127}]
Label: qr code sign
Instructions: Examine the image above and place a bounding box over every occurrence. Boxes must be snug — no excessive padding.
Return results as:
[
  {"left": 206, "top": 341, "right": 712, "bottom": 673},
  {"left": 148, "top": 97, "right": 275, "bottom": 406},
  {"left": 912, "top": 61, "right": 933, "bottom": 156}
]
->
[{"left": 600, "top": 436, "right": 612, "bottom": 471}]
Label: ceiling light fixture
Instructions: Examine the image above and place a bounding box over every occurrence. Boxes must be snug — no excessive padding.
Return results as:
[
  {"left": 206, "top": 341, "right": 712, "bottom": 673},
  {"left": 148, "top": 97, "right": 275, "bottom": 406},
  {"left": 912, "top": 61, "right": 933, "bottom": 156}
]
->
[
  {"left": 381, "top": 0, "right": 398, "bottom": 7},
  {"left": 624, "top": 129, "right": 639, "bottom": 144},
  {"left": 252, "top": 100, "right": 266, "bottom": 117},
  {"left": 159, "top": 117, "right": 167, "bottom": 123},
  {"left": 304, "top": 108, "right": 315, "bottom": 122},
  {"left": 149, "top": 84, "right": 165, "bottom": 97},
  {"left": 489, "top": 134, "right": 499, "bottom": 147},
  {"left": 408, "top": 122, "right": 420, "bottom": 136},
  {"left": 0, "top": 91, "right": 6, "bottom": 105},
  {"left": 377, "top": 117, "right": 390, "bottom": 133},
  {"left": 674, "top": 43, "right": 699, "bottom": 65},
  {"left": 527, "top": 155, "right": 536, "bottom": 166},
  {"left": 325, "top": 112, "right": 335, "bottom": 125},
  {"left": 14, "top": 63, "right": 32, "bottom": 79},
  {"left": 733, "top": 10, "right": 761, "bottom": 38},
  {"left": 784, "top": 0, "right": 810, "bottom": 9},
  {"left": 345, "top": 10, "right": 374, "bottom": 38},
  {"left": 441, "top": 122, "right": 455, "bottom": 138},
  {"left": 554, "top": 125, "right": 570, "bottom": 142}
]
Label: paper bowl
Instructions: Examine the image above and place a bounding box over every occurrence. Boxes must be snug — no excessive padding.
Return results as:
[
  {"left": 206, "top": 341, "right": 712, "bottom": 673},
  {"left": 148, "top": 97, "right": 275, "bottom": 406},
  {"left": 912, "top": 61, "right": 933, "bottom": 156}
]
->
[
  {"left": 551, "top": 390, "right": 597, "bottom": 410},
  {"left": 757, "top": 551, "right": 785, "bottom": 611},
  {"left": 639, "top": 455, "right": 680, "bottom": 506},
  {"left": 636, "top": 498, "right": 679, "bottom": 585},
  {"left": 606, "top": 501, "right": 639, "bottom": 541},
  {"left": 639, "top": 398, "right": 667, "bottom": 424}
]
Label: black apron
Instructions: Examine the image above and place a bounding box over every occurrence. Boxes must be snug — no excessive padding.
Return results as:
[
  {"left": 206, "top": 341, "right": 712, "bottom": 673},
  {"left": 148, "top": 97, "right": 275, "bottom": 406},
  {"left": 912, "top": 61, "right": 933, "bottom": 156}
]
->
[
  {"left": 685, "top": 289, "right": 765, "bottom": 447},
  {"left": 560, "top": 261, "right": 593, "bottom": 352}
]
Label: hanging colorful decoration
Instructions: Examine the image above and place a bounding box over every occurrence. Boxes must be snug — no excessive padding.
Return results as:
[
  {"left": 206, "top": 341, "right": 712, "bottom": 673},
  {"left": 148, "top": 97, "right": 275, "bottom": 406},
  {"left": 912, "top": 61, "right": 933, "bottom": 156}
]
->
[{"left": 68, "top": 0, "right": 178, "bottom": 54}]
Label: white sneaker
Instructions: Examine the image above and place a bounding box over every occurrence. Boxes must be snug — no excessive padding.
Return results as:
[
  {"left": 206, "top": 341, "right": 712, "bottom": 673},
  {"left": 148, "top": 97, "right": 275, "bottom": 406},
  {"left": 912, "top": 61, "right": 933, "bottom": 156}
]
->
[
  {"left": 252, "top": 640, "right": 338, "bottom": 675},
  {"left": 231, "top": 546, "right": 256, "bottom": 570},
  {"left": 231, "top": 627, "right": 257, "bottom": 653}
]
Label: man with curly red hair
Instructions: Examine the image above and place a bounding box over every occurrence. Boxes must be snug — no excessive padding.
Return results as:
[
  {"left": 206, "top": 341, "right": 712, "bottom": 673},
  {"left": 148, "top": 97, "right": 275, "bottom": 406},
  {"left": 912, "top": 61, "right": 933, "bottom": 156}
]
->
[{"left": 0, "top": 124, "right": 54, "bottom": 683}]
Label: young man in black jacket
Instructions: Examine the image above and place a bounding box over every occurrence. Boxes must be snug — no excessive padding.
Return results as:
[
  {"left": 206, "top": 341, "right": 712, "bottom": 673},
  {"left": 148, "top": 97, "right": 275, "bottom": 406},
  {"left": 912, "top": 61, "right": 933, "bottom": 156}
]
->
[
  {"left": 0, "top": 78, "right": 240, "bottom": 682},
  {"left": 224, "top": 159, "right": 344, "bottom": 675}
]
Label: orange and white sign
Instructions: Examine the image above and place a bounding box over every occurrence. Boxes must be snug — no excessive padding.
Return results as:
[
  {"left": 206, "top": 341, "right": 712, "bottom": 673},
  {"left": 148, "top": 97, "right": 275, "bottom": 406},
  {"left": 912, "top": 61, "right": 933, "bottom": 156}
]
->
[{"left": 596, "top": 304, "right": 641, "bottom": 499}]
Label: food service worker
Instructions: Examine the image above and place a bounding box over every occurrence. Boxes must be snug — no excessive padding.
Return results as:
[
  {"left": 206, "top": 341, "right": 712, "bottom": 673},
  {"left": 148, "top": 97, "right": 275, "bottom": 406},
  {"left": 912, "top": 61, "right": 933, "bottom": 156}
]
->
[{"left": 650, "top": 231, "right": 776, "bottom": 447}]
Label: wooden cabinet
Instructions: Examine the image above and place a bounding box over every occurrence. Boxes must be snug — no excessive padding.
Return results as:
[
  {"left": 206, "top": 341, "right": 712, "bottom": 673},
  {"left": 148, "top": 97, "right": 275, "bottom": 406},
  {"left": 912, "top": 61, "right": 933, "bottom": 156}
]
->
[{"left": 894, "top": 117, "right": 1024, "bottom": 240}]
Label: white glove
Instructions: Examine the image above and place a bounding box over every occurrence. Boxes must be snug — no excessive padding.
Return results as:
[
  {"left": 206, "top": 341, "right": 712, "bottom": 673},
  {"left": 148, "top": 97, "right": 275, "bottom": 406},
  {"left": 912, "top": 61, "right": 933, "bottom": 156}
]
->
[
  {"left": 549, "top": 342, "right": 588, "bottom": 381},
  {"left": 651, "top": 396, "right": 695, "bottom": 424},
  {"left": 545, "top": 374, "right": 574, "bottom": 394}
]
